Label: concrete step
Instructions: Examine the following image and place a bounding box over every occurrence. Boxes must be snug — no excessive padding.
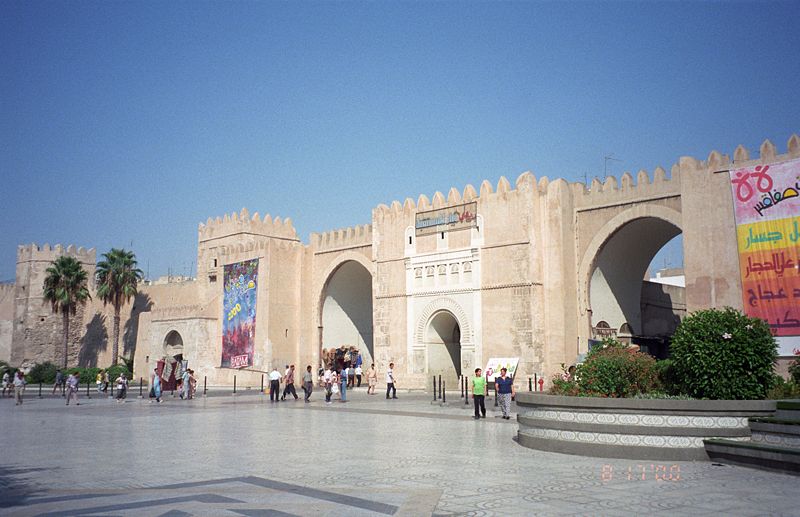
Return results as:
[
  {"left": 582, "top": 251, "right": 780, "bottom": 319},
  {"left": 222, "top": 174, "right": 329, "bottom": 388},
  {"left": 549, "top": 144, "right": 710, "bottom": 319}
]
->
[
  {"left": 774, "top": 400, "right": 800, "bottom": 421},
  {"left": 704, "top": 438, "right": 800, "bottom": 475}
]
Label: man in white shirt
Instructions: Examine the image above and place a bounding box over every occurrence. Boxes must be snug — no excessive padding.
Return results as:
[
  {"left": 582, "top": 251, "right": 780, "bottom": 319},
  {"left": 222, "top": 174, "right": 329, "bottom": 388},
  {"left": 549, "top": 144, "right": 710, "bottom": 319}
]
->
[
  {"left": 323, "top": 368, "right": 333, "bottom": 405},
  {"left": 386, "top": 362, "right": 397, "bottom": 399},
  {"left": 269, "top": 367, "right": 281, "bottom": 402},
  {"left": 355, "top": 365, "right": 363, "bottom": 387}
]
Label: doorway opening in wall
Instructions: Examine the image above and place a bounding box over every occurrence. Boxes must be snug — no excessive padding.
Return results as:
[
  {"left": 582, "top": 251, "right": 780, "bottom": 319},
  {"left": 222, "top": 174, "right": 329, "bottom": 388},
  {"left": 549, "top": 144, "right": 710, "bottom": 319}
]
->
[
  {"left": 589, "top": 218, "right": 684, "bottom": 359},
  {"left": 321, "top": 260, "right": 374, "bottom": 370},
  {"left": 425, "top": 310, "right": 461, "bottom": 386}
]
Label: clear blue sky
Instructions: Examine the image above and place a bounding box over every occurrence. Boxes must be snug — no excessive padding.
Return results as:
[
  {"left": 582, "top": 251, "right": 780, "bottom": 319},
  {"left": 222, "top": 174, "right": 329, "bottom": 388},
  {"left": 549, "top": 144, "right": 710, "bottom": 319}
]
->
[{"left": 1, "top": 1, "right": 798, "bottom": 282}]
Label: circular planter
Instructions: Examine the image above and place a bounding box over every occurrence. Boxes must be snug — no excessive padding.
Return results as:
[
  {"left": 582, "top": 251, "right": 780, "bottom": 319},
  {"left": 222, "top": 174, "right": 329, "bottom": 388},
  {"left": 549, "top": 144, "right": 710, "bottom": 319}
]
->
[{"left": 515, "top": 393, "right": 776, "bottom": 460}]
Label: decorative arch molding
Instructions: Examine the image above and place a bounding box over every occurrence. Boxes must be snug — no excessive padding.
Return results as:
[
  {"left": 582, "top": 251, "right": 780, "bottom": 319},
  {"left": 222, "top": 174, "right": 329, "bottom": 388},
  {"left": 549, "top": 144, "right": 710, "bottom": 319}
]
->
[
  {"left": 414, "top": 297, "right": 474, "bottom": 346},
  {"left": 577, "top": 204, "right": 683, "bottom": 321}
]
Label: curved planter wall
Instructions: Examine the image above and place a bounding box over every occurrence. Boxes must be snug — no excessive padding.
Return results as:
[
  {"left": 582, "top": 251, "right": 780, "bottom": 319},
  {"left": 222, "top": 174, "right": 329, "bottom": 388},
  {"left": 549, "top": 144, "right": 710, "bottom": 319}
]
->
[{"left": 516, "top": 393, "right": 776, "bottom": 461}]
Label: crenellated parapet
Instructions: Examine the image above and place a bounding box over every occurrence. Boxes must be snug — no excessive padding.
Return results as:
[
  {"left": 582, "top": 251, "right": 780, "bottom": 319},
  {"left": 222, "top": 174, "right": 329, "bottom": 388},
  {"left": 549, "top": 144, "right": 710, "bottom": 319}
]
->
[
  {"left": 16, "top": 243, "right": 96, "bottom": 266},
  {"left": 198, "top": 208, "right": 298, "bottom": 242},
  {"left": 311, "top": 224, "right": 373, "bottom": 252}
]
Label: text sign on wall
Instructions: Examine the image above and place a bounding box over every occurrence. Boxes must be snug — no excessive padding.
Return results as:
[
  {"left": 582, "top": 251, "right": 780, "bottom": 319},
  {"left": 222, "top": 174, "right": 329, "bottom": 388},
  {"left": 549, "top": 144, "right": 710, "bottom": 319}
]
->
[
  {"left": 221, "top": 259, "right": 259, "bottom": 368},
  {"left": 415, "top": 201, "right": 478, "bottom": 237},
  {"left": 730, "top": 158, "right": 800, "bottom": 336}
]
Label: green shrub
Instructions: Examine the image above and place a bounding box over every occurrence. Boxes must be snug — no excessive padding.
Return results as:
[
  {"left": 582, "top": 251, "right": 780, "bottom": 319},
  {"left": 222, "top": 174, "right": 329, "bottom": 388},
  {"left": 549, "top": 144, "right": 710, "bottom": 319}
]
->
[
  {"left": 669, "top": 307, "right": 777, "bottom": 400},
  {"left": 788, "top": 349, "right": 800, "bottom": 385},
  {"left": 26, "top": 362, "right": 59, "bottom": 384},
  {"left": 549, "top": 375, "right": 580, "bottom": 396},
  {"left": 576, "top": 339, "right": 660, "bottom": 397},
  {"left": 106, "top": 364, "right": 132, "bottom": 382},
  {"left": 767, "top": 376, "right": 800, "bottom": 400},
  {"left": 654, "top": 359, "right": 678, "bottom": 395},
  {"left": 66, "top": 367, "right": 101, "bottom": 385}
]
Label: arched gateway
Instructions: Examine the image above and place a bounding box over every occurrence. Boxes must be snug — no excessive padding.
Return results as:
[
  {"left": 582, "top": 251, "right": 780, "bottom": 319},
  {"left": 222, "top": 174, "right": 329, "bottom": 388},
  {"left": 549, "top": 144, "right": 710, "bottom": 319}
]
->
[{"left": 129, "top": 136, "right": 799, "bottom": 387}]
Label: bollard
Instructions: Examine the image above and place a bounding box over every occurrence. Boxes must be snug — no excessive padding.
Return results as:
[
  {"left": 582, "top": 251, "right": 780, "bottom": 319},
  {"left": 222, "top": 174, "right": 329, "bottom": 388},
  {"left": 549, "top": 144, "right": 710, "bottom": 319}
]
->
[
  {"left": 203, "top": 376, "right": 207, "bottom": 396},
  {"left": 460, "top": 375, "right": 464, "bottom": 398},
  {"left": 438, "top": 375, "right": 442, "bottom": 402},
  {"left": 529, "top": 377, "right": 532, "bottom": 391},
  {"left": 111, "top": 381, "right": 114, "bottom": 398},
  {"left": 442, "top": 380, "right": 446, "bottom": 403},
  {"left": 494, "top": 380, "right": 498, "bottom": 407},
  {"left": 39, "top": 382, "right": 42, "bottom": 398},
  {"left": 233, "top": 375, "right": 237, "bottom": 394},
  {"left": 261, "top": 374, "right": 264, "bottom": 393},
  {"left": 534, "top": 373, "right": 538, "bottom": 390},
  {"left": 432, "top": 376, "right": 437, "bottom": 401},
  {"left": 465, "top": 377, "right": 470, "bottom": 405},
  {"left": 538, "top": 377, "right": 544, "bottom": 392},
  {"left": 139, "top": 378, "right": 143, "bottom": 398}
]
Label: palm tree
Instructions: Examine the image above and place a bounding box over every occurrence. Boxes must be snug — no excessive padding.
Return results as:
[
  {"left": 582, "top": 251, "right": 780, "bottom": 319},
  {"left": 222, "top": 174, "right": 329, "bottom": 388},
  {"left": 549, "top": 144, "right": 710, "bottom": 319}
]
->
[
  {"left": 96, "top": 248, "right": 143, "bottom": 365},
  {"left": 43, "top": 256, "right": 91, "bottom": 369}
]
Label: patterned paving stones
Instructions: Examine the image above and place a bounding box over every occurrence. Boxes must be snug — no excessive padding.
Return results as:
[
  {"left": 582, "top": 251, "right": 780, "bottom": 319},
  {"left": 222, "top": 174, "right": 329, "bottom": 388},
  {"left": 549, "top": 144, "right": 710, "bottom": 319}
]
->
[{"left": 0, "top": 389, "right": 797, "bottom": 516}]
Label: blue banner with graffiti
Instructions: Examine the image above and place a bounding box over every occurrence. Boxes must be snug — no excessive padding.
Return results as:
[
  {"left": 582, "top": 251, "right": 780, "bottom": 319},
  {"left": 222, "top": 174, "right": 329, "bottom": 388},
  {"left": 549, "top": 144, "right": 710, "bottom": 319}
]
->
[{"left": 222, "top": 259, "right": 258, "bottom": 368}]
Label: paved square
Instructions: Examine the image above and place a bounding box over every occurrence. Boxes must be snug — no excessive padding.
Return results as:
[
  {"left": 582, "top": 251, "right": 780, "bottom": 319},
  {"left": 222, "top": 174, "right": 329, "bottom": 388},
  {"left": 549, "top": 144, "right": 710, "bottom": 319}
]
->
[{"left": 0, "top": 388, "right": 797, "bottom": 516}]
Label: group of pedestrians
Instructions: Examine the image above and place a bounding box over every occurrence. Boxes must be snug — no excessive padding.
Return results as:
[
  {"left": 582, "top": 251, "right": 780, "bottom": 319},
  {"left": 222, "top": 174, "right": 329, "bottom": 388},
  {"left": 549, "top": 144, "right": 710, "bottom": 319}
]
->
[
  {"left": 470, "top": 367, "right": 516, "bottom": 420},
  {"left": 2, "top": 370, "right": 27, "bottom": 405}
]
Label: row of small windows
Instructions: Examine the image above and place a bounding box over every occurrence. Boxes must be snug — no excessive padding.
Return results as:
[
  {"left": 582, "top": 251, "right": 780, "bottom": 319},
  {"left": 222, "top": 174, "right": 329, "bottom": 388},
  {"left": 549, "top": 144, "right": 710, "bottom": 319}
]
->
[{"left": 414, "top": 261, "right": 472, "bottom": 278}]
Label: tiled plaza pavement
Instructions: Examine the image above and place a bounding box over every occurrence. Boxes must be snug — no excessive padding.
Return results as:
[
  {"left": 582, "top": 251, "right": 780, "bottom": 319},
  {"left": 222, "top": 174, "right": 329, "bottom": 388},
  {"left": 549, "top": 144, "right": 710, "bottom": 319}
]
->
[{"left": 0, "top": 387, "right": 797, "bottom": 516}]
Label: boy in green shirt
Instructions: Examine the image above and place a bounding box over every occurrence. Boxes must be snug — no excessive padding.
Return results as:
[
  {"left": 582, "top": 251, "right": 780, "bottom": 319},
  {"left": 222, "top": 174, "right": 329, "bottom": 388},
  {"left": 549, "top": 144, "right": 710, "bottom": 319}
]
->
[{"left": 471, "top": 368, "right": 487, "bottom": 419}]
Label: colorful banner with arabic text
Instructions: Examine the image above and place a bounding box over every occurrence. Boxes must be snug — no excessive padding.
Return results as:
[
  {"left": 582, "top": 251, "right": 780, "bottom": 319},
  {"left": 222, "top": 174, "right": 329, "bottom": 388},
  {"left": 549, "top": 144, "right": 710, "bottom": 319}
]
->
[
  {"left": 222, "top": 259, "right": 259, "bottom": 368},
  {"left": 730, "top": 158, "right": 800, "bottom": 336}
]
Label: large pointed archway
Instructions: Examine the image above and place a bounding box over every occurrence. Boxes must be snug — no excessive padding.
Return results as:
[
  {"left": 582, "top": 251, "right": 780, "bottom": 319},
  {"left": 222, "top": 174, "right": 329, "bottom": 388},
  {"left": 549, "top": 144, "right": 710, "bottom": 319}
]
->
[
  {"left": 424, "top": 310, "right": 462, "bottom": 382},
  {"left": 320, "top": 260, "right": 374, "bottom": 366}
]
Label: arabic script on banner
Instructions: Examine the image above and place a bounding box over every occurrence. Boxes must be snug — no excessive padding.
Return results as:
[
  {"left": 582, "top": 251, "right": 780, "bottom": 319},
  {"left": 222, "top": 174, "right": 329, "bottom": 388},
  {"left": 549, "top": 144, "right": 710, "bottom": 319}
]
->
[{"left": 730, "top": 158, "right": 800, "bottom": 336}]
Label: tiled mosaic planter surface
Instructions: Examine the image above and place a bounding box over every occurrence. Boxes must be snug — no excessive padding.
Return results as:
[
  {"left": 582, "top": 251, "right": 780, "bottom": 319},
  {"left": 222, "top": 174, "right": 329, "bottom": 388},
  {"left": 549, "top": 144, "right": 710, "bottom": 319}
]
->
[{"left": 516, "top": 393, "right": 775, "bottom": 460}]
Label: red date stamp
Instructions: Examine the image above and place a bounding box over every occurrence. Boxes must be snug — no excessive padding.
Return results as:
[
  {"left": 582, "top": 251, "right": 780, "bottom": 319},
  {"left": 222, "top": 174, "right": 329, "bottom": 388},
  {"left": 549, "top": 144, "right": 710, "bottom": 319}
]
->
[{"left": 601, "top": 464, "right": 681, "bottom": 481}]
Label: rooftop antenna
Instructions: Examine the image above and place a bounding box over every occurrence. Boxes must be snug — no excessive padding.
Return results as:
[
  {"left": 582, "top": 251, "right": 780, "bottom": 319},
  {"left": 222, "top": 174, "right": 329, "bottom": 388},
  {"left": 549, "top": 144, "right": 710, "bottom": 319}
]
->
[{"left": 604, "top": 154, "right": 622, "bottom": 181}]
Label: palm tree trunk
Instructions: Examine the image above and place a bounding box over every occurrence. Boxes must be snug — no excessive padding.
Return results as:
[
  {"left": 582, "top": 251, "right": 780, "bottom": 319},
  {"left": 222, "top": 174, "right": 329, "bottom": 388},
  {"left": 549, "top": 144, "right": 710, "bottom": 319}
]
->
[
  {"left": 112, "top": 307, "right": 121, "bottom": 365},
  {"left": 62, "top": 311, "right": 70, "bottom": 369}
]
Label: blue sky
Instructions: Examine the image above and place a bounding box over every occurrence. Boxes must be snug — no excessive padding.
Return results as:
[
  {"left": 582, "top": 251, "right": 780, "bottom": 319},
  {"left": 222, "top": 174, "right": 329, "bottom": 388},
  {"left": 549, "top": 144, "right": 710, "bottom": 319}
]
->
[{"left": 1, "top": 0, "right": 798, "bottom": 281}]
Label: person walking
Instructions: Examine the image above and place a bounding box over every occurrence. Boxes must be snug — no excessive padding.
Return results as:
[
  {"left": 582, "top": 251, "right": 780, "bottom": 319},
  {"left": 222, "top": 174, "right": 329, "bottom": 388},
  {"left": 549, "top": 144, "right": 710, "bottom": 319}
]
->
[
  {"left": 188, "top": 369, "right": 196, "bottom": 399},
  {"left": 339, "top": 365, "right": 348, "bottom": 402},
  {"left": 115, "top": 373, "right": 128, "bottom": 403},
  {"left": 180, "top": 368, "right": 190, "bottom": 400},
  {"left": 13, "top": 370, "right": 26, "bottom": 405},
  {"left": 367, "top": 364, "right": 377, "bottom": 394},
  {"left": 65, "top": 372, "right": 80, "bottom": 406},
  {"left": 52, "top": 369, "right": 65, "bottom": 396},
  {"left": 471, "top": 368, "right": 487, "bottom": 419},
  {"left": 323, "top": 367, "right": 333, "bottom": 404},
  {"left": 269, "top": 367, "right": 281, "bottom": 402},
  {"left": 386, "top": 362, "right": 397, "bottom": 399},
  {"left": 355, "top": 365, "right": 363, "bottom": 387},
  {"left": 495, "top": 368, "right": 515, "bottom": 419},
  {"left": 282, "top": 365, "right": 298, "bottom": 401},
  {"left": 150, "top": 368, "right": 162, "bottom": 403},
  {"left": 96, "top": 370, "right": 104, "bottom": 394},
  {"left": 102, "top": 369, "right": 110, "bottom": 394},
  {"left": 347, "top": 365, "right": 355, "bottom": 388},
  {"left": 302, "top": 365, "right": 313, "bottom": 403},
  {"left": 2, "top": 370, "right": 10, "bottom": 398}
]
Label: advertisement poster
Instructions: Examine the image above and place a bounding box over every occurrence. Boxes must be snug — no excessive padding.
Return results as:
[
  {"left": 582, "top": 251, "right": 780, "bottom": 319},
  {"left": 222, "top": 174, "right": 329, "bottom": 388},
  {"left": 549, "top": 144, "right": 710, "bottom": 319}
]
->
[
  {"left": 730, "top": 158, "right": 800, "bottom": 337},
  {"left": 415, "top": 201, "right": 478, "bottom": 237},
  {"left": 221, "top": 259, "right": 259, "bottom": 368},
  {"left": 484, "top": 357, "right": 520, "bottom": 381}
]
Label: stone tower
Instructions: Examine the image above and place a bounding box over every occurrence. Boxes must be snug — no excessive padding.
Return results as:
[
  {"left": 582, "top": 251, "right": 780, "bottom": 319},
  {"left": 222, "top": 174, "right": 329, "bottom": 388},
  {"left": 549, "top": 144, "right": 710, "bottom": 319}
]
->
[{"left": 11, "top": 244, "right": 96, "bottom": 367}]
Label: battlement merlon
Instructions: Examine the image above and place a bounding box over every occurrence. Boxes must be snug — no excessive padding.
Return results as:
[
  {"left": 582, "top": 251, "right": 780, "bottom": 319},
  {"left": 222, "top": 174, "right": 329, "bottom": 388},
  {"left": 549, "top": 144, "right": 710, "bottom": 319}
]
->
[
  {"left": 16, "top": 243, "right": 96, "bottom": 265},
  {"left": 311, "top": 224, "right": 373, "bottom": 251},
  {"left": 198, "top": 208, "right": 299, "bottom": 243}
]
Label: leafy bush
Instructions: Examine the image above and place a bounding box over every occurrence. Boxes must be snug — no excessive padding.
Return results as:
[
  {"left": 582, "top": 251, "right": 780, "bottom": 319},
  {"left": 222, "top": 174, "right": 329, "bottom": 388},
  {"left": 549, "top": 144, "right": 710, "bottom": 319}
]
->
[
  {"left": 67, "top": 367, "right": 101, "bottom": 385},
  {"left": 669, "top": 307, "right": 777, "bottom": 400},
  {"left": 654, "top": 359, "right": 678, "bottom": 395},
  {"left": 788, "top": 348, "right": 800, "bottom": 385},
  {"left": 576, "top": 339, "right": 660, "bottom": 397},
  {"left": 767, "top": 375, "right": 800, "bottom": 400},
  {"left": 106, "top": 364, "right": 132, "bottom": 382},
  {"left": 26, "top": 361, "right": 59, "bottom": 384}
]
